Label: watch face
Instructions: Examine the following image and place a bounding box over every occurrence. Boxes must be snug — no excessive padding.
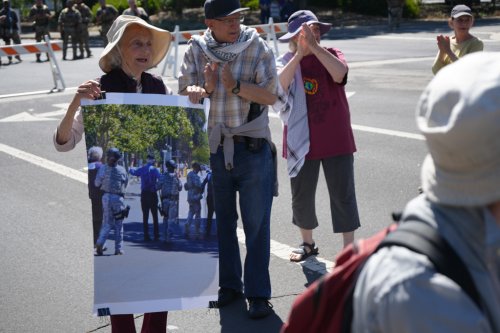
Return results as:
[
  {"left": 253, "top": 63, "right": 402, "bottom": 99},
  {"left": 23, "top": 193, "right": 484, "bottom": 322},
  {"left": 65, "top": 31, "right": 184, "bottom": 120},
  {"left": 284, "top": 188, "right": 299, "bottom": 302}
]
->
[{"left": 232, "top": 81, "right": 240, "bottom": 94}]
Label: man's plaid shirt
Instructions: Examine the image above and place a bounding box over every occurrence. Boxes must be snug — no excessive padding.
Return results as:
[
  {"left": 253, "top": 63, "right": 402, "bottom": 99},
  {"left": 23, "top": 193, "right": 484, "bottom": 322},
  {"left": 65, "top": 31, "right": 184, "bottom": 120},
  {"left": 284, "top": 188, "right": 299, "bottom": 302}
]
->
[{"left": 178, "top": 27, "right": 277, "bottom": 130}]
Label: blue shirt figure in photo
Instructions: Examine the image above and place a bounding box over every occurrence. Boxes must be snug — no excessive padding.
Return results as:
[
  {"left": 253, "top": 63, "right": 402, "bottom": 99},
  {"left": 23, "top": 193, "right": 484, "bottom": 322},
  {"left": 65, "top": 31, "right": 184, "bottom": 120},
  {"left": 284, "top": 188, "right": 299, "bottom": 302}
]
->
[
  {"left": 184, "top": 162, "right": 203, "bottom": 238},
  {"left": 157, "top": 159, "right": 182, "bottom": 242},
  {"left": 95, "top": 147, "right": 129, "bottom": 255},
  {"left": 129, "top": 154, "right": 161, "bottom": 241}
]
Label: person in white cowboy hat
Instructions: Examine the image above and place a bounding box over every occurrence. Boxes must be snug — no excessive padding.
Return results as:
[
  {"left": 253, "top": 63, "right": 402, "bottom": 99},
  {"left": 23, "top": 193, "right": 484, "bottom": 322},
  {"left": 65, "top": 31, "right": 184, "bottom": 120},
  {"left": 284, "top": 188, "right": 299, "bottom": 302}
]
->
[
  {"left": 432, "top": 4, "right": 483, "bottom": 75},
  {"left": 53, "top": 15, "right": 172, "bottom": 332},
  {"left": 353, "top": 52, "right": 500, "bottom": 333},
  {"left": 273, "top": 10, "right": 360, "bottom": 263}
]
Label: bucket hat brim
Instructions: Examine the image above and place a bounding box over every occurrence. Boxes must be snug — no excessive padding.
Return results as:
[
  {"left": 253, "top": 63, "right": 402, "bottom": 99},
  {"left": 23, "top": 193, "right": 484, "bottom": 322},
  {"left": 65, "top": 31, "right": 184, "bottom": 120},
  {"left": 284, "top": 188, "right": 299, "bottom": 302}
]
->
[
  {"left": 99, "top": 15, "right": 172, "bottom": 73},
  {"left": 279, "top": 21, "right": 331, "bottom": 42}
]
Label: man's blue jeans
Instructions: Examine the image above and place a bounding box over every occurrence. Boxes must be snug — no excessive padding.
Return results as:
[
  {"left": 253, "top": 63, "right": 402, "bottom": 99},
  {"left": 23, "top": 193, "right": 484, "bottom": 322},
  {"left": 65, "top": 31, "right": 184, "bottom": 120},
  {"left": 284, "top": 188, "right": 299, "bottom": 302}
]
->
[{"left": 210, "top": 141, "right": 274, "bottom": 299}]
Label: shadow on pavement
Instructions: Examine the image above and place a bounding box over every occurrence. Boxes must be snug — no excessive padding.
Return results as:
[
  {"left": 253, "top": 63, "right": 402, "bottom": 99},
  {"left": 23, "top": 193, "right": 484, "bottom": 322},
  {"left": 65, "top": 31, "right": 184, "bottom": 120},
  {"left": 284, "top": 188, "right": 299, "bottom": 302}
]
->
[{"left": 219, "top": 298, "right": 284, "bottom": 333}]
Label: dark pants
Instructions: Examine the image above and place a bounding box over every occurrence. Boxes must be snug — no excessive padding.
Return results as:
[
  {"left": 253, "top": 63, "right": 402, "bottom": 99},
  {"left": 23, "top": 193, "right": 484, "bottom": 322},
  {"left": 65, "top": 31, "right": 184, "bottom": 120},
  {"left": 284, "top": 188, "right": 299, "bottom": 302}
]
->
[
  {"left": 111, "top": 312, "right": 168, "bottom": 333},
  {"left": 141, "top": 191, "right": 159, "bottom": 239},
  {"left": 2, "top": 31, "right": 22, "bottom": 61},
  {"left": 205, "top": 193, "right": 215, "bottom": 236},
  {"left": 91, "top": 195, "right": 103, "bottom": 244}
]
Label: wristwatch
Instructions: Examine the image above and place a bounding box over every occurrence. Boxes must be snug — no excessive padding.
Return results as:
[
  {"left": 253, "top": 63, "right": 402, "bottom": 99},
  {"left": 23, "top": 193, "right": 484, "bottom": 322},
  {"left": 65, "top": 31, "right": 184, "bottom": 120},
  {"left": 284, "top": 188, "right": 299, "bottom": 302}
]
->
[{"left": 231, "top": 80, "right": 240, "bottom": 95}]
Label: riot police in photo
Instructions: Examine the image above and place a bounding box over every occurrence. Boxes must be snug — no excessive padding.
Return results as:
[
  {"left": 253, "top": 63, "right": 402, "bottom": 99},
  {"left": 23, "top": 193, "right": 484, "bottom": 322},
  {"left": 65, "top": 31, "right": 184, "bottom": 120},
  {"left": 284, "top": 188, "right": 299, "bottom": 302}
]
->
[
  {"left": 157, "top": 159, "right": 182, "bottom": 242},
  {"left": 95, "top": 147, "right": 129, "bottom": 256},
  {"left": 184, "top": 162, "right": 203, "bottom": 238}
]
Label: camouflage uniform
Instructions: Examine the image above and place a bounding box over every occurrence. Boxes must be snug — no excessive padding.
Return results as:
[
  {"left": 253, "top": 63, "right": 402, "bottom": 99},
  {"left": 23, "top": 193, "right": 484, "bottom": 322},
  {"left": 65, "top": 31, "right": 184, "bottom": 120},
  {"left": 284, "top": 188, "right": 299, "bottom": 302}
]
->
[
  {"left": 96, "top": 4, "right": 118, "bottom": 47},
  {"left": 0, "top": 4, "right": 22, "bottom": 63},
  {"left": 58, "top": 5, "right": 82, "bottom": 60},
  {"left": 74, "top": 1, "right": 92, "bottom": 58},
  {"left": 29, "top": 2, "right": 51, "bottom": 62}
]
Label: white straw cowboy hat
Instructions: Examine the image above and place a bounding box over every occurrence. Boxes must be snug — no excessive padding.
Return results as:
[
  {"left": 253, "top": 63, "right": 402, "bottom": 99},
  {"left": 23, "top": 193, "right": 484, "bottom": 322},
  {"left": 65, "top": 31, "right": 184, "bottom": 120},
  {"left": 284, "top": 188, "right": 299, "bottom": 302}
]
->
[
  {"left": 99, "top": 15, "right": 172, "bottom": 73},
  {"left": 417, "top": 52, "right": 500, "bottom": 207}
]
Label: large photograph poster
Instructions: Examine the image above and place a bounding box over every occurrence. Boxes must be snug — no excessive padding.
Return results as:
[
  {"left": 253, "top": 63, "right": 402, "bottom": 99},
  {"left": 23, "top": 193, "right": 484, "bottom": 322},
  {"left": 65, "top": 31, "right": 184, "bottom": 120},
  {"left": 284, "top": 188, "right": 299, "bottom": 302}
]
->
[{"left": 81, "top": 93, "right": 218, "bottom": 315}]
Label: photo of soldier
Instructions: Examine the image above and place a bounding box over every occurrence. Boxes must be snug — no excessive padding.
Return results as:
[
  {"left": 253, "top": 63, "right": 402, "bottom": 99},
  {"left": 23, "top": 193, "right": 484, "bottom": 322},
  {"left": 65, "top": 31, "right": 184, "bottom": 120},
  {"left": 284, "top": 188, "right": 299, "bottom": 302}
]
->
[
  {"left": 74, "top": 0, "right": 92, "bottom": 58},
  {"left": 96, "top": 0, "right": 118, "bottom": 47},
  {"left": 58, "top": 0, "right": 82, "bottom": 60},
  {"left": 157, "top": 159, "right": 182, "bottom": 242},
  {"left": 0, "top": 0, "right": 22, "bottom": 64},
  {"left": 129, "top": 154, "right": 161, "bottom": 241},
  {"left": 87, "top": 146, "right": 104, "bottom": 246},
  {"left": 184, "top": 162, "right": 203, "bottom": 238},
  {"left": 95, "top": 147, "right": 129, "bottom": 256},
  {"left": 28, "top": 0, "right": 51, "bottom": 62}
]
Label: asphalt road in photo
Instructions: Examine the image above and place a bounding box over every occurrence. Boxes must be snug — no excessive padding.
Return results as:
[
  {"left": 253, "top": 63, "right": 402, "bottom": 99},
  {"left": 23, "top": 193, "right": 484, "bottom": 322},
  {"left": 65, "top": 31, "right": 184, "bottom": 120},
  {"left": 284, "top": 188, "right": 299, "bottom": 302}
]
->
[{"left": 1, "top": 17, "right": 499, "bottom": 332}]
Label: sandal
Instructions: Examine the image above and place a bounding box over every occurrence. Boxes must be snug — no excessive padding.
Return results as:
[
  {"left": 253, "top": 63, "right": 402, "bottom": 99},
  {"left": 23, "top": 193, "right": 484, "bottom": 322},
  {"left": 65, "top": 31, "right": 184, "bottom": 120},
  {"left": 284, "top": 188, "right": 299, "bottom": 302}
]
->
[{"left": 290, "top": 242, "right": 319, "bottom": 262}]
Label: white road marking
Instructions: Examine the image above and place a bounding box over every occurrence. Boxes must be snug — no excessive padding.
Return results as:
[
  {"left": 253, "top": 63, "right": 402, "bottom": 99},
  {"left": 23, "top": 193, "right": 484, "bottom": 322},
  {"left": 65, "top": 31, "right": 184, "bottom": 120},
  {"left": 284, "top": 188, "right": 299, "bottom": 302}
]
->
[
  {"left": 349, "top": 57, "right": 435, "bottom": 68},
  {"left": 0, "top": 103, "right": 69, "bottom": 122},
  {"left": 0, "top": 143, "right": 87, "bottom": 183},
  {"left": 352, "top": 124, "right": 424, "bottom": 140}
]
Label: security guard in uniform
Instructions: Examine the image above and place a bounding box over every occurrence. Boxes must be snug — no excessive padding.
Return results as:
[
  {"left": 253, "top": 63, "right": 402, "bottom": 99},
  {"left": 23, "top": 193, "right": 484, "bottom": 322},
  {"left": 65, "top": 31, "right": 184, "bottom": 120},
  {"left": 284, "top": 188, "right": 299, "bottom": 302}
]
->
[
  {"left": 29, "top": 0, "right": 51, "bottom": 62},
  {"left": 74, "top": 0, "right": 91, "bottom": 58},
  {"left": 95, "top": 0, "right": 117, "bottom": 47},
  {"left": 58, "top": 0, "right": 81, "bottom": 60}
]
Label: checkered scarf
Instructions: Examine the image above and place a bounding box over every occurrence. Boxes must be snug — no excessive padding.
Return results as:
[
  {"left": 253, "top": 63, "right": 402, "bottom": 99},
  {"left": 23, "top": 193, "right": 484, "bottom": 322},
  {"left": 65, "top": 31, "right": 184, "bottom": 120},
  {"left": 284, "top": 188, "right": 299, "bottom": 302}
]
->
[{"left": 192, "top": 26, "right": 259, "bottom": 63}]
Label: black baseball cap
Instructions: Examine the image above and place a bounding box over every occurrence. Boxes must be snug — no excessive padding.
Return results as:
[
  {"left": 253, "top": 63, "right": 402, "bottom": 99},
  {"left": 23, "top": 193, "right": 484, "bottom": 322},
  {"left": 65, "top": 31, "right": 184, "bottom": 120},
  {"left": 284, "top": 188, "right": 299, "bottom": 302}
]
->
[{"left": 204, "top": 0, "right": 249, "bottom": 19}]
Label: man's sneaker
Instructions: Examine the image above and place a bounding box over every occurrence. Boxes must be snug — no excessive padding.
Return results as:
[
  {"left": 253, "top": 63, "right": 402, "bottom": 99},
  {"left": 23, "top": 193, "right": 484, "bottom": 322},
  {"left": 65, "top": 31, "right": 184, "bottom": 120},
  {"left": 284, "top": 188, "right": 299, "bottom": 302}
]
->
[
  {"left": 248, "top": 298, "right": 274, "bottom": 319},
  {"left": 217, "top": 287, "right": 243, "bottom": 307},
  {"left": 115, "top": 251, "right": 124, "bottom": 255}
]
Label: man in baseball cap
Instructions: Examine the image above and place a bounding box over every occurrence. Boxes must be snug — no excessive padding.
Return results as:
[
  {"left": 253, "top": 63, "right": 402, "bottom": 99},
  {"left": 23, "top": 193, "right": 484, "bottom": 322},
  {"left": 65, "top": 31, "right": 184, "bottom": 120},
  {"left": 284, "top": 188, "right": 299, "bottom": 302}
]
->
[{"left": 204, "top": 0, "right": 249, "bottom": 19}]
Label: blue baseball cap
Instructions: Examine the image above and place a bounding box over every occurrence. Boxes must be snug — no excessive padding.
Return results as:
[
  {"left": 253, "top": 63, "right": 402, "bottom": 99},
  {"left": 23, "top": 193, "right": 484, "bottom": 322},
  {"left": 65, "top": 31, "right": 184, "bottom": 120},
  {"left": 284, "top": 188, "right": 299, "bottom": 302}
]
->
[
  {"left": 204, "top": 0, "right": 249, "bottom": 19},
  {"left": 279, "top": 10, "right": 331, "bottom": 42}
]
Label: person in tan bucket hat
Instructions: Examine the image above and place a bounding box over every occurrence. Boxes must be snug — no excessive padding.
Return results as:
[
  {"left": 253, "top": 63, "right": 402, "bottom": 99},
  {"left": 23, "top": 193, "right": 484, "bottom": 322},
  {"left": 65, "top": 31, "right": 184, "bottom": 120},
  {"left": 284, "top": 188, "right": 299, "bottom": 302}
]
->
[
  {"left": 53, "top": 15, "right": 172, "bottom": 332},
  {"left": 352, "top": 52, "right": 500, "bottom": 333}
]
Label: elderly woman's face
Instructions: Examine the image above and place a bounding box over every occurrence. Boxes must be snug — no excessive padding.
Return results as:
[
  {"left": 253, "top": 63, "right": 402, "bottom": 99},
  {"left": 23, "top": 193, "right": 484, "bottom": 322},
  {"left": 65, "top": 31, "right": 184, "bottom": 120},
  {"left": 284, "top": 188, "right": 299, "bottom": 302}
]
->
[{"left": 119, "top": 24, "right": 153, "bottom": 76}]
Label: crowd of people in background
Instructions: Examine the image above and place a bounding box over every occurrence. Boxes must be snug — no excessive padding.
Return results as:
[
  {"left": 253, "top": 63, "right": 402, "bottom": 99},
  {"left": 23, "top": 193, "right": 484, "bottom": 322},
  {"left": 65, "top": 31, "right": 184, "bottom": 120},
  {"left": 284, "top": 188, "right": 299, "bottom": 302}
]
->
[{"left": 0, "top": 0, "right": 150, "bottom": 64}]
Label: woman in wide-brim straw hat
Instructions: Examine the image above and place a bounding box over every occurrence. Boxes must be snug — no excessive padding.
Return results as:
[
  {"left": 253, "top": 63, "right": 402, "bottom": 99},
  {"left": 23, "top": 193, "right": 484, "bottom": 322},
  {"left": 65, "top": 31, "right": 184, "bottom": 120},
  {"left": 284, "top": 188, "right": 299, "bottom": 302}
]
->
[{"left": 53, "top": 15, "right": 172, "bottom": 332}]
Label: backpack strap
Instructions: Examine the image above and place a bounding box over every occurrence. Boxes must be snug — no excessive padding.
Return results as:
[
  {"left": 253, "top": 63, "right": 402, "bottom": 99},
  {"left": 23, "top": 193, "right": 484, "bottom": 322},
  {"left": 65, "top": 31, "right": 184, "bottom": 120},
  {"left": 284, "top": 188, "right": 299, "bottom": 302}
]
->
[{"left": 378, "top": 221, "right": 483, "bottom": 312}]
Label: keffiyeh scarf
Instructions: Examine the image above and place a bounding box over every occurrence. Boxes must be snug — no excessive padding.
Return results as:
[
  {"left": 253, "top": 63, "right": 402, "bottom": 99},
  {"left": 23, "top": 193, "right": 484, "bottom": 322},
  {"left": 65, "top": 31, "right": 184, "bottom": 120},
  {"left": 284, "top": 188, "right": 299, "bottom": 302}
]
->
[{"left": 192, "top": 25, "right": 259, "bottom": 63}]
